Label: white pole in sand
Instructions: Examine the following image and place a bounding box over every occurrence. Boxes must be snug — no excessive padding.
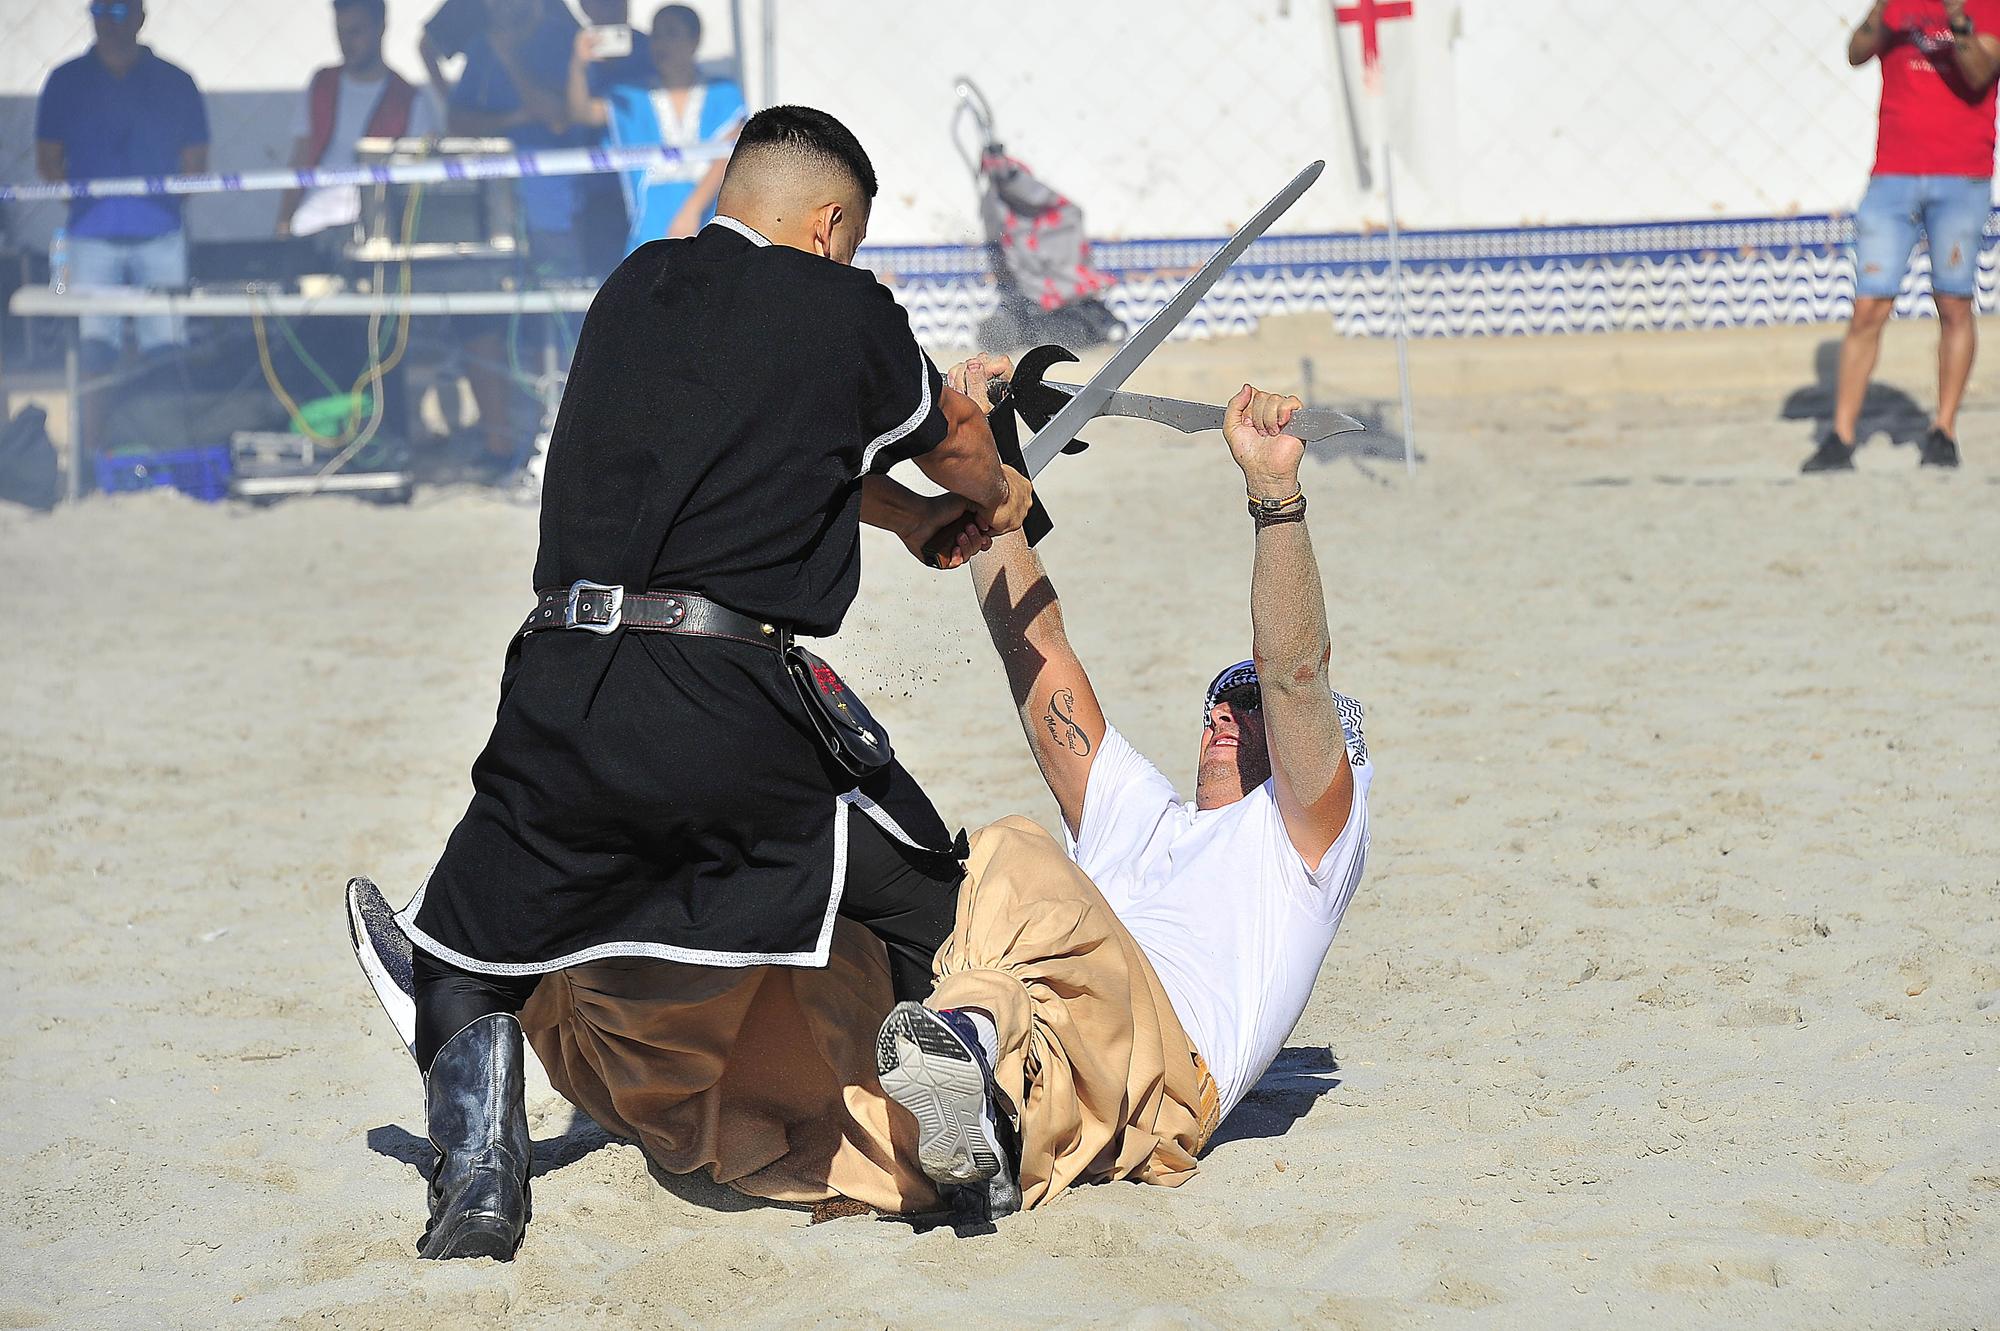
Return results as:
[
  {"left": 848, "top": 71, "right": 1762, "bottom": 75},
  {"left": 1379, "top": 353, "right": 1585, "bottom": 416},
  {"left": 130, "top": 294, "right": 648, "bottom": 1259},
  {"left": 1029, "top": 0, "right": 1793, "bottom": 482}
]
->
[{"left": 1377, "top": 110, "right": 1418, "bottom": 477}]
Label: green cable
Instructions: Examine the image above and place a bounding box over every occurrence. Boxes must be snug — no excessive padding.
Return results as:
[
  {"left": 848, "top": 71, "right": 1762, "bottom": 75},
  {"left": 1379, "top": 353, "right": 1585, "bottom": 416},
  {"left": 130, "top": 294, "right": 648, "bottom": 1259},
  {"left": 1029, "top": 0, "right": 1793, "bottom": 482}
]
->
[
  {"left": 272, "top": 312, "right": 346, "bottom": 398},
  {"left": 267, "top": 184, "right": 430, "bottom": 441}
]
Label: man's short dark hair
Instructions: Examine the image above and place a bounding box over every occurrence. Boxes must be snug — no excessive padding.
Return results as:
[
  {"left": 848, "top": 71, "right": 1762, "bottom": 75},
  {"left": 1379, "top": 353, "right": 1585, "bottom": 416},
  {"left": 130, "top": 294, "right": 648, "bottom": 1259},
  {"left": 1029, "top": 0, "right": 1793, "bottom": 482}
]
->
[
  {"left": 334, "top": 0, "right": 387, "bottom": 26},
  {"left": 653, "top": 3, "right": 700, "bottom": 42},
  {"left": 734, "top": 105, "right": 878, "bottom": 201}
]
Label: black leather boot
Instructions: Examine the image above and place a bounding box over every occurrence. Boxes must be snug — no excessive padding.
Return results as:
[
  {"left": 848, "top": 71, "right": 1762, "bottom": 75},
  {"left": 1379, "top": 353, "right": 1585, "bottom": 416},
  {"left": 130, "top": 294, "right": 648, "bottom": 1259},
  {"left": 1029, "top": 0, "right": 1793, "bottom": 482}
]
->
[{"left": 418, "top": 1013, "right": 531, "bottom": 1260}]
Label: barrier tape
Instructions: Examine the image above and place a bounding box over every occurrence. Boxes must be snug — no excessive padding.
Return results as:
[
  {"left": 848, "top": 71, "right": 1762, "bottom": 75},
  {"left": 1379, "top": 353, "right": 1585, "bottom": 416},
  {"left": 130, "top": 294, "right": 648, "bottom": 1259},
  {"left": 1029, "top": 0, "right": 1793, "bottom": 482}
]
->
[{"left": 0, "top": 141, "right": 735, "bottom": 204}]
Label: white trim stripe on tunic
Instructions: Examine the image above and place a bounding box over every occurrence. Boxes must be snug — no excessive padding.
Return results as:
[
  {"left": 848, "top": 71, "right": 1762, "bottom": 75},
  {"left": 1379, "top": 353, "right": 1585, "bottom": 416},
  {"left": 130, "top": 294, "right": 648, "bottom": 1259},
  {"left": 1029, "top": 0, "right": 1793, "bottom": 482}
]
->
[
  {"left": 392, "top": 788, "right": 928, "bottom": 974},
  {"left": 857, "top": 347, "right": 933, "bottom": 477}
]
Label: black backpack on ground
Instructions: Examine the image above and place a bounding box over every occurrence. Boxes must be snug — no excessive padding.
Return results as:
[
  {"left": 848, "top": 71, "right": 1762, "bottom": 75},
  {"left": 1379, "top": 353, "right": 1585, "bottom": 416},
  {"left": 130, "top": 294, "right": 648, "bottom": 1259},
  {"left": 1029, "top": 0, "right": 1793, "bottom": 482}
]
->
[{"left": 0, "top": 406, "right": 60, "bottom": 512}]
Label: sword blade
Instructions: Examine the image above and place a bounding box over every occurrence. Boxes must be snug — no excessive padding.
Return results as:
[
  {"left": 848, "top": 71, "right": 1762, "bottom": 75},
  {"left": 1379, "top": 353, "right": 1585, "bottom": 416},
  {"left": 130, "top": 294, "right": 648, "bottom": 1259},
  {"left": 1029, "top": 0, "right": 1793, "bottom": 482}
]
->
[
  {"left": 1041, "top": 380, "right": 1366, "bottom": 443},
  {"left": 1019, "top": 161, "right": 1326, "bottom": 478}
]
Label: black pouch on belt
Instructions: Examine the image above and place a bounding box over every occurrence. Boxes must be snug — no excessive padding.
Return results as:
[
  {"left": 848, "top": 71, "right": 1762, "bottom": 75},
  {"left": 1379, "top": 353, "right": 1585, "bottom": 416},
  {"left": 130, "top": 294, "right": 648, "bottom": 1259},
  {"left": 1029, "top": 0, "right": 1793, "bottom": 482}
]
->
[{"left": 784, "top": 643, "right": 894, "bottom": 776}]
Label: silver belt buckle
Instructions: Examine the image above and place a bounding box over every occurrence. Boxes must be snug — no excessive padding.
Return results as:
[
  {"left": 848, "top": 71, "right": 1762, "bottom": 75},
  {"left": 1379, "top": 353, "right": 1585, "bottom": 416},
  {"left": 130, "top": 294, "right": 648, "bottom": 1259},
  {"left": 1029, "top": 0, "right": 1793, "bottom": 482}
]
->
[{"left": 565, "top": 580, "right": 625, "bottom": 634}]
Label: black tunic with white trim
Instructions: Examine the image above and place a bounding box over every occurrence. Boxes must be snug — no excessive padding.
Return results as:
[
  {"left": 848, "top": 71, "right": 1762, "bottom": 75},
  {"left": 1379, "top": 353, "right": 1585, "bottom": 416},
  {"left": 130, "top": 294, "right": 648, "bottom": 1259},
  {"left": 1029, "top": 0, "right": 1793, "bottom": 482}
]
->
[{"left": 399, "top": 219, "right": 956, "bottom": 975}]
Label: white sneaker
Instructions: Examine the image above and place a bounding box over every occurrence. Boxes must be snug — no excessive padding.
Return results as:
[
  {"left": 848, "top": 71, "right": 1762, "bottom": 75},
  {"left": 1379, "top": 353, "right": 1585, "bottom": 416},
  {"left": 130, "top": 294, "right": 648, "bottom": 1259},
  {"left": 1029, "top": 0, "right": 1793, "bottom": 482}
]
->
[
  {"left": 875, "top": 1002, "right": 1008, "bottom": 1186},
  {"left": 346, "top": 876, "right": 417, "bottom": 1056}
]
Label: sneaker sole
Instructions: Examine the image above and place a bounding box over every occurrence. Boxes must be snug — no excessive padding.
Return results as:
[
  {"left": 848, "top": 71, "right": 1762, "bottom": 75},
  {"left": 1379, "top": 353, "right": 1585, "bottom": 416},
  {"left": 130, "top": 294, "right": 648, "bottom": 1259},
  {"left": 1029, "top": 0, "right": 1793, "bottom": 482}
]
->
[
  {"left": 346, "top": 877, "right": 418, "bottom": 1056},
  {"left": 875, "top": 1002, "right": 1003, "bottom": 1185}
]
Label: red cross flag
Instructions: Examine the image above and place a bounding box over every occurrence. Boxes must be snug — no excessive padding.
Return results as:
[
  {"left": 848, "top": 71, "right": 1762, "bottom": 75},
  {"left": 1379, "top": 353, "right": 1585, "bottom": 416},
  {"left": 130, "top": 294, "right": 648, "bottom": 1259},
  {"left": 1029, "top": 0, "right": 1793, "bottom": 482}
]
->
[
  {"left": 1324, "top": 0, "right": 1460, "bottom": 212},
  {"left": 1336, "top": 0, "right": 1414, "bottom": 89}
]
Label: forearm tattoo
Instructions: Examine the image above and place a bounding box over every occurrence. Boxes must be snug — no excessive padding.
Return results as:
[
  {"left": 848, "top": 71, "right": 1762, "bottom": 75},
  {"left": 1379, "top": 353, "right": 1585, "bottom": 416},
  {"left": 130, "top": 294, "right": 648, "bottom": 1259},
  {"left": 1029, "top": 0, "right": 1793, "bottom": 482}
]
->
[{"left": 1043, "top": 688, "right": 1092, "bottom": 757}]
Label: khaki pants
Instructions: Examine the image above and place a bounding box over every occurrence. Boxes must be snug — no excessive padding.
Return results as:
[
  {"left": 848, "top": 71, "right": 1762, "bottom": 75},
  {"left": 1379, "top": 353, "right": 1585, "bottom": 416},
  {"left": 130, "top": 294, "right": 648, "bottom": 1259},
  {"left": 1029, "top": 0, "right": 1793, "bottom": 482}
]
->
[{"left": 521, "top": 816, "right": 1218, "bottom": 1213}]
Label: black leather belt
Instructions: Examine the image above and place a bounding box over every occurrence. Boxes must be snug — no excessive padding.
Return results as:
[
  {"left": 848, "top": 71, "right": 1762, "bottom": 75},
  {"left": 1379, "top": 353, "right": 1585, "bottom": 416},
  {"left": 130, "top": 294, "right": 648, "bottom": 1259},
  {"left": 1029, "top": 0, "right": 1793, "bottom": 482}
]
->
[{"left": 521, "top": 580, "right": 785, "bottom": 649}]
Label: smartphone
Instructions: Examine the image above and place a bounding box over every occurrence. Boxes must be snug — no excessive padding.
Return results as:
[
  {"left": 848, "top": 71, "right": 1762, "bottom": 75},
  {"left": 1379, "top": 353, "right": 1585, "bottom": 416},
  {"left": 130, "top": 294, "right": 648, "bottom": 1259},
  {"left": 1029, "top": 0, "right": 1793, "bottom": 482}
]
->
[{"left": 582, "top": 23, "right": 634, "bottom": 60}]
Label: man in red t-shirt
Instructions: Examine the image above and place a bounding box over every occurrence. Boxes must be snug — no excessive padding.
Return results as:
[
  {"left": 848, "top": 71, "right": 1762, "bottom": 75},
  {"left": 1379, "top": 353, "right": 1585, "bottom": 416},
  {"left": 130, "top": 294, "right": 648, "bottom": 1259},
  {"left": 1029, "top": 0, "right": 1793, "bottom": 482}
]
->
[{"left": 1804, "top": 0, "right": 2000, "bottom": 472}]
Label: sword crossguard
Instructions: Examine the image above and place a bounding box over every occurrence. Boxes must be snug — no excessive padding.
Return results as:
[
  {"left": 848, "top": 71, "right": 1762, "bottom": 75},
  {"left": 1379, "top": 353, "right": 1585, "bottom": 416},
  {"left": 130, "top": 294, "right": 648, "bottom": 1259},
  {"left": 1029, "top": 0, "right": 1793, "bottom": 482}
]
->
[
  {"left": 1006, "top": 344, "right": 1084, "bottom": 432},
  {"left": 1008, "top": 345, "right": 1091, "bottom": 461},
  {"left": 922, "top": 342, "right": 1082, "bottom": 568}
]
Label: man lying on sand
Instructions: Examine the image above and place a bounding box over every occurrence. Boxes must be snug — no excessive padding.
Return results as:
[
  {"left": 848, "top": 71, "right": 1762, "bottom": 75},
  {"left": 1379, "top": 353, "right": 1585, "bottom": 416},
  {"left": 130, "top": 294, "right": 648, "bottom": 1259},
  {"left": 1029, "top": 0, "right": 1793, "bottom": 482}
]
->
[
  {"left": 349, "top": 372, "right": 1372, "bottom": 1229},
  {"left": 861, "top": 356, "right": 1375, "bottom": 1212}
]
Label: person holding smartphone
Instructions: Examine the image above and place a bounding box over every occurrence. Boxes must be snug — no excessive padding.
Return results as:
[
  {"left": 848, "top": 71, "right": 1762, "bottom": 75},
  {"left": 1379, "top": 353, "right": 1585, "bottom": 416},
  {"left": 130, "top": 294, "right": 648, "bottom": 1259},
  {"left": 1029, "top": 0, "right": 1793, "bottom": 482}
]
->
[
  {"left": 1803, "top": 0, "right": 2000, "bottom": 473},
  {"left": 570, "top": 0, "right": 656, "bottom": 274},
  {"left": 567, "top": 4, "right": 747, "bottom": 254}
]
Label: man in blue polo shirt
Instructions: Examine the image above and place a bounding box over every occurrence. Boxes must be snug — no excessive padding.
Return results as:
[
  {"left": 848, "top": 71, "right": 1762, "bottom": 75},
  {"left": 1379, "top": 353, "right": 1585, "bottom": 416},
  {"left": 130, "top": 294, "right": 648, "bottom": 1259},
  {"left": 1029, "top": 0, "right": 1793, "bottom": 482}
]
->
[{"left": 34, "top": 0, "right": 209, "bottom": 370}]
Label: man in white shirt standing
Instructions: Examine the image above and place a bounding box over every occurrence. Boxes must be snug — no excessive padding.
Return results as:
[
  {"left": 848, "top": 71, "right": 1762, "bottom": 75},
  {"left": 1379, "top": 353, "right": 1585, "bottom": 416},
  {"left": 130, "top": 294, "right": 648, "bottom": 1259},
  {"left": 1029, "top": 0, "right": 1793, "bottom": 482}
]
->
[
  {"left": 875, "top": 356, "right": 1373, "bottom": 1207},
  {"left": 277, "top": 0, "right": 442, "bottom": 240}
]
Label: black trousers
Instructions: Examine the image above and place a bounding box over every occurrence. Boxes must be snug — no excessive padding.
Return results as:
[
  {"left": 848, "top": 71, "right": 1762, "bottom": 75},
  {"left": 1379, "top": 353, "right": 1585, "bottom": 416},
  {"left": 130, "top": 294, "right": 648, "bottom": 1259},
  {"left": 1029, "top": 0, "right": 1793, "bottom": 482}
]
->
[{"left": 413, "top": 808, "right": 962, "bottom": 1071}]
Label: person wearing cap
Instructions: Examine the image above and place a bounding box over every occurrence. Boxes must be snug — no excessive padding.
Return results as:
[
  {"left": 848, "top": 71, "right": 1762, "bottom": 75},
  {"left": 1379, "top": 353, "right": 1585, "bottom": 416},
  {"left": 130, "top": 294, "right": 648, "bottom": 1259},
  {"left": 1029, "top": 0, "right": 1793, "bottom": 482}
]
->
[{"left": 865, "top": 355, "right": 1375, "bottom": 1209}]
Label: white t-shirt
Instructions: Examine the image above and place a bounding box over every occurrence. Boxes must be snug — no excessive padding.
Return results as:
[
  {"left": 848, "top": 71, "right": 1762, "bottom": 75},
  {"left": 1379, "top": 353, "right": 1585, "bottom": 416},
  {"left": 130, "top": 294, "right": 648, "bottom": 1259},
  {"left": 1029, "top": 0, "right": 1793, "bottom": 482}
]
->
[
  {"left": 287, "top": 71, "right": 442, "bottom": 237},
  {"left": 1065, "top": 704, "right": 1373, "bottom": 1119}
]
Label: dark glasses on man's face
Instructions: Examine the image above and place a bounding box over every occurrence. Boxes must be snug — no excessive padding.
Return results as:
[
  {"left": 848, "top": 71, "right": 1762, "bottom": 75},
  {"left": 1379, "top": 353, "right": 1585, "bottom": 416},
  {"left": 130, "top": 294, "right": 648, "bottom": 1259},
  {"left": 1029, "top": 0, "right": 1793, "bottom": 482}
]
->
[
  {"left": 1208, "top": 683, "right": 1263, "bottom": 716},
  {"left": 91, "top": 3, "right": 133, "bottom": 20}
]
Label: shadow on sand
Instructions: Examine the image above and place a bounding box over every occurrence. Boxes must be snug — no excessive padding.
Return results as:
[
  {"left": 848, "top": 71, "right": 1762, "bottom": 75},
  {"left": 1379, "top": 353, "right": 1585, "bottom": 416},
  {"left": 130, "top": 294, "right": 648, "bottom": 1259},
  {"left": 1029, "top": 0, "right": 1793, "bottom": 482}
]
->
[
  {"left": 1299, "top": 356, "right": 1421, "bottom": 474},
  {"left": 367, "top": 1044, "right": 1346, "bottom": 1222},
  {"left": 369, "top": 1115, "right": 803, "bottom": 1216},
  {"left": 1205, "top": 1045, "right": 1342, "bottom": 1150},
  {"left": 1780, "top": 337, "right": 1931, "bottom": 451},
  {"left": 367, "top": 1112, "right": 623, "bottom": 1184}
]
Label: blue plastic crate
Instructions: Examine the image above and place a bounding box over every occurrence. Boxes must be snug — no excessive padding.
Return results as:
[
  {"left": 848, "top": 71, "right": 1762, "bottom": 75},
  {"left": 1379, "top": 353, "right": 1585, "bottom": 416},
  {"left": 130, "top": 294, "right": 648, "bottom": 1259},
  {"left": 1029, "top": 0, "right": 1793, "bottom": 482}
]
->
[{"left": 95, "top": 446, "right": 232, "bottom": 502}]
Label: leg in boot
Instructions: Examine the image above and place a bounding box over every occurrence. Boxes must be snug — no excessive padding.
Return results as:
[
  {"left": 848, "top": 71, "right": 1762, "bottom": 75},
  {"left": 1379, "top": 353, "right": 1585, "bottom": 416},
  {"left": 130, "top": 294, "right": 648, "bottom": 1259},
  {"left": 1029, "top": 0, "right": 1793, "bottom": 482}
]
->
[{"left": 419, "top": 1013, "right": 532, "bottom": 1260}]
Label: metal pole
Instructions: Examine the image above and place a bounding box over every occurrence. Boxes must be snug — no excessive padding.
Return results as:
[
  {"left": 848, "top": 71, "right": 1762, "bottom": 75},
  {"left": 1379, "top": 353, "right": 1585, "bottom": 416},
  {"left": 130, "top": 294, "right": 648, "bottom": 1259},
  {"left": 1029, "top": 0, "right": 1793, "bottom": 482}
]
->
[
  {"left": 727, "top": 0, "right": 746, "bottom": 89},
  {"left": 64, "top": 327, "right": 81, "bottom": 502},
  {"left": 759, "top": 0, "right": 777, "bottom": 110},
  {"left": 1381, "top": 134, "right": 1417, "bottom": 477}
]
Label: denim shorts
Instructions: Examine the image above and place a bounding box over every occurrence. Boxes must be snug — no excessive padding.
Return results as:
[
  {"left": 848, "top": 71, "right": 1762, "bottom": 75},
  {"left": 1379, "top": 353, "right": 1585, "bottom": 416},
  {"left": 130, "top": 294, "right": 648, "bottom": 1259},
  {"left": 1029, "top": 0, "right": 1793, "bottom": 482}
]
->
[
  {"left": 67, "top": 229, "right": 189, "bottom": 352},
  {"left": 1852, "top": 174, "right": 1994, "bottom": 299}
]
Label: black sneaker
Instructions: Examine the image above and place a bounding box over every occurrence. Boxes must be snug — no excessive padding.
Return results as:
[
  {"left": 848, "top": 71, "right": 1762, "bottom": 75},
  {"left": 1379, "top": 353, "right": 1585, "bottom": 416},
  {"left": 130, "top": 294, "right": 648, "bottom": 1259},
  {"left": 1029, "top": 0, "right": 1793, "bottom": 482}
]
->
[
  {"left": 1919, "top": 427, "right": 1961, "bottom": 468},
  {"left": 1800, "top": 433, "right": 1855, "bottom": 473}
]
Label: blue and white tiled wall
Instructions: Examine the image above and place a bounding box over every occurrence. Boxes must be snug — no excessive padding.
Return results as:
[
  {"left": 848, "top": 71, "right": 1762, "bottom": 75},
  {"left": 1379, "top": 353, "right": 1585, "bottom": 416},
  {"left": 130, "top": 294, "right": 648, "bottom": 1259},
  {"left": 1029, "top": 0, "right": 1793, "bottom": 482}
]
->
[{"left": 861, "top": 213, "right": 2000, "bottom": 348}]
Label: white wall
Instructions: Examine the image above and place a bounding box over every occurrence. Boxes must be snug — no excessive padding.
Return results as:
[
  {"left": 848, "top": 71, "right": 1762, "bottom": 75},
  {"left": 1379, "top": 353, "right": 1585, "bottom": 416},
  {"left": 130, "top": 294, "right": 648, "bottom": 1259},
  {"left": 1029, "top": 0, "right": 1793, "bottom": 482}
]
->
[
  {"left": 771, "top": 0, "right": 1926, "bottom": 244},
  {"left": 0, "top": 0, "right": 1986, "bottom": 250},
  {"left": 1446, "top": 0, "right": 1897, "bottom": 227}
]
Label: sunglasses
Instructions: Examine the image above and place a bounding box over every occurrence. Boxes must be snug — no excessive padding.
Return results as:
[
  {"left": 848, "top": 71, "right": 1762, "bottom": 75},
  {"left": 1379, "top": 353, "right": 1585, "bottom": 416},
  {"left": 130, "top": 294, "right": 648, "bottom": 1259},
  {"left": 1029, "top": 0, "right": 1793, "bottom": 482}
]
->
[
  {"left": 90, "top": 3, "right": 133, "bottom": 19},
  {"left": 1206, "top": 682, "right": 1263, "bottom": 720}
]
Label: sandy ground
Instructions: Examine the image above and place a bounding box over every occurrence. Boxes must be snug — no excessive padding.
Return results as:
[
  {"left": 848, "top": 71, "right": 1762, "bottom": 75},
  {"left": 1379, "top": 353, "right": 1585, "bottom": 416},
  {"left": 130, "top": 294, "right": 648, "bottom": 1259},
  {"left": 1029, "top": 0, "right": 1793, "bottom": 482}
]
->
[{"left": 2, "top": 315, "right": 1997, "bottom": 1329}]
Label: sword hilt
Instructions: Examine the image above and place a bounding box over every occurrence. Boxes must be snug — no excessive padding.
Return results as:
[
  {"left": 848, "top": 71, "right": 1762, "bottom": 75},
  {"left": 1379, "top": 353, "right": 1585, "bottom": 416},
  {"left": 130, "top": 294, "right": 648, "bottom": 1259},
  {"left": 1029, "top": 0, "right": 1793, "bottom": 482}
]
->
[{"left": 921, "top": 383, "right": 1055, "bottom": 568}]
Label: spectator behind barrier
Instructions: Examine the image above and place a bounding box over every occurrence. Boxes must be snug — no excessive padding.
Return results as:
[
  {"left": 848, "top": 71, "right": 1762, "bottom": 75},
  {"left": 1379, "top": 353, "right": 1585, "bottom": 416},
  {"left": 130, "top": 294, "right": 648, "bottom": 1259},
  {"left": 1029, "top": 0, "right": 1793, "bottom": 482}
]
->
[
  {"left": 427, "top": 0, "right": 593, "bottom": 479},
  {"left": 570, "top": 0, "right": 656, "bottom": 276},
  {"left": 265, "top": 0, "right": 432, "bottom": 469},
  {"left": 34, "top": 0, "right": 210, "bottom": 371},
  {"left": 566, "top": 4, "right": 746, "bottom": 256},
  {"left": 278, "top": 0, "right": 444, "bottom": 240},
  {"left": 434, "top": 0, "right": 591, "bottom": 275}
]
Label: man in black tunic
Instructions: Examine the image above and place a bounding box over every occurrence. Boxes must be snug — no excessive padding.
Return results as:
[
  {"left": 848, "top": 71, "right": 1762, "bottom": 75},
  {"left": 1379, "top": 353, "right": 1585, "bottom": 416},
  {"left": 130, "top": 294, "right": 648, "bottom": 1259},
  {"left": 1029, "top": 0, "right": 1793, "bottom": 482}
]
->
[{"left": 391, "top": 105, "right": 1031, "bottom": 1261}]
